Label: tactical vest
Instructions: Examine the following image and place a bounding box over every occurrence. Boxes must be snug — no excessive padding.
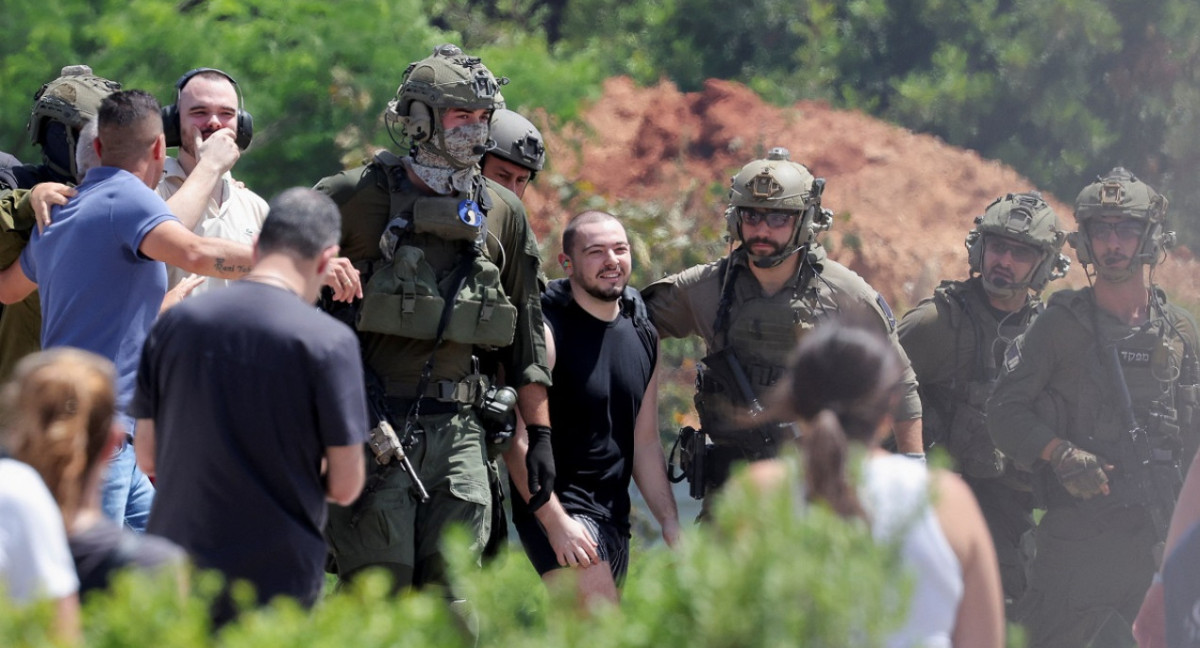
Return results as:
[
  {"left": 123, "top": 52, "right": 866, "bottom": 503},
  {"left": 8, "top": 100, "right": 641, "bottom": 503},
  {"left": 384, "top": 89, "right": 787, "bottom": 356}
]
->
[
  {"left": 922, "top": 280, "right": 1038, "bottom": 479},
  {"left": 355, "top": 152, "right": 517, "bottom": 349},
  {"left": 1035, "top": 290, "right": 1200, "bottom": 510},
  {"left": 695, "top": 253, "right": 815, "bottom": 451}
]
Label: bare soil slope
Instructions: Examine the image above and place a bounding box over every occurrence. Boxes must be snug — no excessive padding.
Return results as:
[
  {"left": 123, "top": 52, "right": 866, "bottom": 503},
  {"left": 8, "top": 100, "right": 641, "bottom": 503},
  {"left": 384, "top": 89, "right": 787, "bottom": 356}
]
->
[{"left": 523, "top": 77, "right": 1198, "bottom": 311}]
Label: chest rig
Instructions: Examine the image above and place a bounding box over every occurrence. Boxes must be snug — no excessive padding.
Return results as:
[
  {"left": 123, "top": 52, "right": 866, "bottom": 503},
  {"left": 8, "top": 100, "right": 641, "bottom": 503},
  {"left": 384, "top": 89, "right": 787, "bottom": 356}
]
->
[
  {"left": 926, "top": 281, "right": 1038, "bottom": 478},
  {"left": 355, "top": 152, "right": 517, "bottom": 349},
  {"left": 694, "top": 252, "right": 817, "bottom": 451}
]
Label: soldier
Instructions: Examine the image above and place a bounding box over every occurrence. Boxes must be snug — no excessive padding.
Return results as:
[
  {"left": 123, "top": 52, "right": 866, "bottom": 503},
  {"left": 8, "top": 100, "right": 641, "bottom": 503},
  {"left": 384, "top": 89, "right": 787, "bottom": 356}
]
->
[
  {"left": 898, "top": 192, "right": 1070, "bottom": 612},
  {"left": 314, "top": 44, "right": 555, "bottom": 592},
  {"left": 0, "top": 65, "right": 120, "bottom": 380},
  {"left": 988, "top": 167, "right": 1200, "bottom": 647},
  {"left": 481, "top": 108, "right": 545, "bottom": 199},
  {"left": 642, "top": 147, "right": 922, "bottom": 513}
]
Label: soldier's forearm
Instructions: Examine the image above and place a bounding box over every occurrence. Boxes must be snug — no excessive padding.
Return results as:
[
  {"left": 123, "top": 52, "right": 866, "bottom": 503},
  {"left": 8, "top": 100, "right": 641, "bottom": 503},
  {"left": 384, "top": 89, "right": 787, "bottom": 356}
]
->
[{"left": 893, "top": 418, "right": 924, "bottom": 454}]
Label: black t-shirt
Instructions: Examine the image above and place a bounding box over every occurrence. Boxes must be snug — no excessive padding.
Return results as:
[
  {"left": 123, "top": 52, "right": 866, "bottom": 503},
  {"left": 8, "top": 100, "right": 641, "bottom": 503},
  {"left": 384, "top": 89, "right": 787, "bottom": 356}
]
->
[
  {"left": 70, "top": 518, "right": 185, "bottom": 597},
  {"left": 131, "top": 281, "right": 368, "bottom": 607},
  {"left": 511, "top": 280, "right": 657, "bottom": 533}
]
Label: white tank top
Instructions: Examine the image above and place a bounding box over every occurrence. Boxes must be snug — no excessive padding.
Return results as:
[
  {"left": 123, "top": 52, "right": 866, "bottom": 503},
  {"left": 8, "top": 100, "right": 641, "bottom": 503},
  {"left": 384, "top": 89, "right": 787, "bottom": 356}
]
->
[{"left": 861, "top": 454, "right": 963, "bottom": 648}]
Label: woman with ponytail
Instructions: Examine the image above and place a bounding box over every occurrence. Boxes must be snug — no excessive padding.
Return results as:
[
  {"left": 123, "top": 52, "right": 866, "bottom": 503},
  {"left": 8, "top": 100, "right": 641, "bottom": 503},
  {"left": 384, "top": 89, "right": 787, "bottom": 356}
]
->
[
  {"left": 748, "top": 323, "right": 1004, "bottom": 648},
  {"left": 6, "top": 348, "right": 183, "bottom": 597}
]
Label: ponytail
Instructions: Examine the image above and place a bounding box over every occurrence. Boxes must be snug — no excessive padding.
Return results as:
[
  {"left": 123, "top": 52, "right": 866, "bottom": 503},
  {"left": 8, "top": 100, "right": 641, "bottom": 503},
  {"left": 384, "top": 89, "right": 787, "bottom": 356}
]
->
[{"left": 802, "top": 409, "right": 866, "bottom": 521}]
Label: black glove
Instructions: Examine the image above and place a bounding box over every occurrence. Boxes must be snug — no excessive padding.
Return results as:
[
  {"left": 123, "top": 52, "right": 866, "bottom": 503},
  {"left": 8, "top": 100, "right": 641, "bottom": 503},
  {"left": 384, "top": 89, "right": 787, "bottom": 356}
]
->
[{"left": 525, "top": 424, "right": 556, "bottom": 512}]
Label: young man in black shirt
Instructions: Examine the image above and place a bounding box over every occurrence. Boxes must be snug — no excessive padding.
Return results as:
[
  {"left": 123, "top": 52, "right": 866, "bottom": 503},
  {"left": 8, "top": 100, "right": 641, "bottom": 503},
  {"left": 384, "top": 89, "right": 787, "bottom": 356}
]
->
[{"left": 509, "top": 210, "right": 679, "bottom": 608}]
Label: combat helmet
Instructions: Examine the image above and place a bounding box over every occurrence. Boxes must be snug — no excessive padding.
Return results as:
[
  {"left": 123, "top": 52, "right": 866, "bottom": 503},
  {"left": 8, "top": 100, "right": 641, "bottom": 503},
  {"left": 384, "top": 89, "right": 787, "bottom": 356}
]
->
[
  {"left": 726, "top": 147, "right": 831, "bottom": 268},
  {"left": 486, "top": 109, "right": 545, "bottom": 174},
  {"left": 1068, "top": 167, "right": 1173, "bottom": 280},
  {"left": 27, "top": 65, "right": 121, "bottom": 180},
  {"left": 385, "top": 44, "right": 507, "bottom": 169},
  {"left": 965, "top": 192, "right": 1070, "bottom": 297}
]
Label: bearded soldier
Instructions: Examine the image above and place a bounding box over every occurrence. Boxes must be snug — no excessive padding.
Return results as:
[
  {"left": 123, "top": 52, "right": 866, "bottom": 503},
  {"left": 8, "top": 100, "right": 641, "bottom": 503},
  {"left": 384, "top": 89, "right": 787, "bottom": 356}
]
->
[
  {"left": 314, "top": 44, "right": 554, "bottom": 592},
  {"left": 988, "top": 168, "right": 1200, "bottom": 647},
  {"left": 643, "top": 147, "right": 922, "bottom": 513},
  {"left": 898, "top": 192, "right": 1070, "bottom": 613}
]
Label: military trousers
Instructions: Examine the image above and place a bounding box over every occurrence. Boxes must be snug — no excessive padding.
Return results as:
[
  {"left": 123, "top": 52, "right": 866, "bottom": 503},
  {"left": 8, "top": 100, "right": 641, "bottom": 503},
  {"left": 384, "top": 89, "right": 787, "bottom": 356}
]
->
[
  {"left": 325, "top": 406, "right": 492, "bottom": 591},
  {"left": 1015, "top": 504, "right": 1157, "bottom": 648},
  {"left": 963, "top": 475, "right": 1035, "bottom": 612}
]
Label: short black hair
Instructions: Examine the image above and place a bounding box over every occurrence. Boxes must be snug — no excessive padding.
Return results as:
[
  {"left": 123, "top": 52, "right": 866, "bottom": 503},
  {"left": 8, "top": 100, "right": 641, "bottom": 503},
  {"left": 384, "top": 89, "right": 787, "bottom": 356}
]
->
[
  {"left": 257, "top": 188, "right": 341, "bottom": 258},
  {"left": 561, "top": 210, "right": 619, "bottom": 257},
  {"left": 97, "top": 90, "right": 161, "bottom": 167}
]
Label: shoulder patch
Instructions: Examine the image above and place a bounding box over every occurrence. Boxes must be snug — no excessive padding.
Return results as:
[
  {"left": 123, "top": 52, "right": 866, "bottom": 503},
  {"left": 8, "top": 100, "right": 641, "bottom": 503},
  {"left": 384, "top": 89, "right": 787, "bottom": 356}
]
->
[{"left": 876, "top": 293, "right": 897, "bottom": 332}]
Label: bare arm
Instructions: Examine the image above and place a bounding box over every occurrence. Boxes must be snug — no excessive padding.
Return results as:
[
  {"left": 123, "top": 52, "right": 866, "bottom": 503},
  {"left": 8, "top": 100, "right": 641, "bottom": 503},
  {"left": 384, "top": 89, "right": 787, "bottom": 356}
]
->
[
  {"left": 138, "top": 219, "right": 252, "bottom": 279},
  {"left": 324, "top": 444, "right": 366, "bottom": 506},
  {"left": 631, "top": 359, "right": 680, "bottom": 547},
  {"left": 0, "top": 259, "right": 36, "bottom": 304},
  {"left": 934, "top": 470, "right": 1005, "bottom": 648},
  {"left": 893, "top": 418, "right": 924, "bottom": 454},
  {"left": 134, "top": 419, "right": 157, "bottom": 479}
]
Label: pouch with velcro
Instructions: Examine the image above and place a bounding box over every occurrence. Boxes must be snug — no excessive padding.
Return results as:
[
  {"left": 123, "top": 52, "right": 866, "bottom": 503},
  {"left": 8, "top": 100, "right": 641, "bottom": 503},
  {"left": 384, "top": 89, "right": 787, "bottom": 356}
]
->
[
  {"left": 443, "top": 255, "right": 517, "bottom": 348},
  {"left": 357, "top": 245, "right": 445, "bottom": 339}
]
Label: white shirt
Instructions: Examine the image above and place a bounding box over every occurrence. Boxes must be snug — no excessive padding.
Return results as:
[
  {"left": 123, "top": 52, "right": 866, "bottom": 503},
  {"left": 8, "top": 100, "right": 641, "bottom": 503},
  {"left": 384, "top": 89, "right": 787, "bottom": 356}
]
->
[
  {"left": 156, "top": 156, "right": 268, "bottom": 297},
  {"left": 862, "top": 454, "right": 964, "bottom": 648},
  {"left": 0, "top": 458, "right": 78, "bottom": 604}
]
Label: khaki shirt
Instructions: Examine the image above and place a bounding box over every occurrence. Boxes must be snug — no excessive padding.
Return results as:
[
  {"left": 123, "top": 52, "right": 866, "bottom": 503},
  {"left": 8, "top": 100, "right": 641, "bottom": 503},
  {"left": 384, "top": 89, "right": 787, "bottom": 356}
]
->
[
  {"left": 156, "top": 157, "right": 268, "bottom": 296},
  {"left": 643, "top": 246, "right": 922, "bottom": 421},
  {"left": 0, "top": 189, "right": 40, "bottom": 380},
  {"left": 314, "top": 162, "right": 550, "bottom": 390}
]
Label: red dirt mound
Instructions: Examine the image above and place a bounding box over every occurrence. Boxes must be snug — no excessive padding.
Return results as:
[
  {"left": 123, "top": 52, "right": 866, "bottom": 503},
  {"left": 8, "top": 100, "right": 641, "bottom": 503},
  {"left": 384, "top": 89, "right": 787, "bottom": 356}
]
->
[{"left": 522, "top": 77, "right": 1198, "bottom": 311}]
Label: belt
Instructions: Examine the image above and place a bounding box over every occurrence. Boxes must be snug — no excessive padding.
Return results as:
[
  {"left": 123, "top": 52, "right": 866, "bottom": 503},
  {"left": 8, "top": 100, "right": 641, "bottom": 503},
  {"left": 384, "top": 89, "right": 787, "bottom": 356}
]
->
[{"left": 385, "top": 377, "right": 486, "bottom": 404}]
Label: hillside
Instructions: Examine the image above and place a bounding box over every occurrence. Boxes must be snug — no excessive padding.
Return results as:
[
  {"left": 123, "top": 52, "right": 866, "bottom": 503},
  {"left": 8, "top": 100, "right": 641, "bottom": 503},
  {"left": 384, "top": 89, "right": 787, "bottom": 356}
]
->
[{"left": 520, "top": 77, "right": 1198, "bottom": 312}]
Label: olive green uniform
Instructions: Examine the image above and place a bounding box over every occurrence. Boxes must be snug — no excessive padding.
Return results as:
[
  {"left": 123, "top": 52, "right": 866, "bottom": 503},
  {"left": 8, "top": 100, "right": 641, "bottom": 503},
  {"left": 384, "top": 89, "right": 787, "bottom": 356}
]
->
[
  {"left": 0, "top": 189, "right": 41, "bottom": 381},
  {"left": 988, "top": 286, "right": 1200, "bottom": 647},
  {"left": 644, "top": 245, "right": 921, "bottom": 507},
  {"left": 897, "top": 276, "right": 1039, "bottom": 608},
  {"left": 315, "top": 159, "right": 549, "bottom": 589}
]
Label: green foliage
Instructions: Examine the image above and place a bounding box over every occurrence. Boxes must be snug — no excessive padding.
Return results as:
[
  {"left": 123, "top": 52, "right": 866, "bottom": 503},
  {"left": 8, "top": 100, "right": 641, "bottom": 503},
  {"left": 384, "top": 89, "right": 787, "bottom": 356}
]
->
[{"left": 1, "top": 483, "right": 908, "bottom": 647}]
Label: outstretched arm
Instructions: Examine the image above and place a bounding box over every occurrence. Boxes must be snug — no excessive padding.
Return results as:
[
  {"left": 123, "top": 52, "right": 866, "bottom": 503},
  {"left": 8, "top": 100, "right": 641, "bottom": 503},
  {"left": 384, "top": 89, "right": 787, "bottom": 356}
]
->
[{"left": 138, "top": 219, "right": 253, "bottom": 279}]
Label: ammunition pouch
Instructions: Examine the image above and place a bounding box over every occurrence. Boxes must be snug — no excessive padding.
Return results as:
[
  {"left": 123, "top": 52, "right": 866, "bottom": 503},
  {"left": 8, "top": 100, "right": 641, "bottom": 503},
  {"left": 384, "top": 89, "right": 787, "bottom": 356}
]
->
[
  {"left": 411, "top": 194, "right": 484, "bottom": 243},
  {"left": 357, "top": 247, "right": 517, "bottom": 348}
]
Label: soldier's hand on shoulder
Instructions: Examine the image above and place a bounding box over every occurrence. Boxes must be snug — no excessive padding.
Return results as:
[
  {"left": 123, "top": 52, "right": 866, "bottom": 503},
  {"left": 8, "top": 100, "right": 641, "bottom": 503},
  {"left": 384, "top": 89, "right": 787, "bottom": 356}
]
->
[
  {"left": 30, "top": 182, "right": 75, "bottom": 233},
  {"left": 1050, "top": 441, "right": 1112, "bottom": 499}
]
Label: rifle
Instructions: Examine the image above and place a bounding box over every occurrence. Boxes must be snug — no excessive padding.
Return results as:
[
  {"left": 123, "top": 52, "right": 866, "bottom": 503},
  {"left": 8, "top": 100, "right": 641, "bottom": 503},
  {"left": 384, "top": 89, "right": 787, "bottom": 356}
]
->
[
  {"left": 349, "top": 369, "right": 430, "bottom": 527},
  {"left": 1103, "top": 344, "right": 1183, "bottom": 546}
]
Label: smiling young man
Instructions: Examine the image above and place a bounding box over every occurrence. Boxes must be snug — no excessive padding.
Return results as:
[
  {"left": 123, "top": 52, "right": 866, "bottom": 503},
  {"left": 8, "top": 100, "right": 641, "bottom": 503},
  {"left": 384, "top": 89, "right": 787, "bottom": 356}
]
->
[
  {"left": 641, "top": 147, "right": 922, "bottom": 514},
  {"left": 508, "top": 211, "right": 678, "bottom": 608},
  {"left": 898, "top": 192, "right": 1070, "bottom": 614},
  {"left": 987, "top": 168, "right": 1200, "bottom": 647},
  {"left": 155, "top": 68, "right": 268, "bottom": 297}
]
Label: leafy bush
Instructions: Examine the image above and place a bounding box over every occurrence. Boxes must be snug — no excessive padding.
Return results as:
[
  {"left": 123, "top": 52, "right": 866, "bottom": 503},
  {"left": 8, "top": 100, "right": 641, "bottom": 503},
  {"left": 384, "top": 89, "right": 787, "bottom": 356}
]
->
[{"left": 2, "top": 475, "right": 909, "bottom": 647}]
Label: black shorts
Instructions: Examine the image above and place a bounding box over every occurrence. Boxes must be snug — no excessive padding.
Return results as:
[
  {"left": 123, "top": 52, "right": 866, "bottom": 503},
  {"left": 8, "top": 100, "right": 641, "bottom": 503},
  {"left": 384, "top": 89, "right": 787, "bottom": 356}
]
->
[{"left": 513, "top": 512, "right": 630, "bottom": 585}]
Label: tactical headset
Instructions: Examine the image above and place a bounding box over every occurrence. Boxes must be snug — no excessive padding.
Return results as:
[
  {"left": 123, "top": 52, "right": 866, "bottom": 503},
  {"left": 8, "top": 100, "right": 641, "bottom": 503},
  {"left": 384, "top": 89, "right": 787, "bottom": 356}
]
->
[{"left": 161, "top": 68, "right": 253, "bottom": 150}]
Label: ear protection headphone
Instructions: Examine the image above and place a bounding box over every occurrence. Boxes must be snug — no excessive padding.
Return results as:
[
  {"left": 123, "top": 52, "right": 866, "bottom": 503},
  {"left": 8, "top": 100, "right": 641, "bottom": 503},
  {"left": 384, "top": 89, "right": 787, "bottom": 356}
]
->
[
  {"left": 562, "top": 259, "right": 571, "bottom": 270},
  {"left": 161, "top": 68, "right": 253, "bottom": 150}
]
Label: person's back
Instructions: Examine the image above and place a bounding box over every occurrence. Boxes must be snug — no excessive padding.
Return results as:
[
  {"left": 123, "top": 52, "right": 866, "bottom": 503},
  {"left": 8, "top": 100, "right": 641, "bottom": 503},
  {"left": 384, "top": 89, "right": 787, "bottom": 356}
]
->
[
  {"left": 5, "top": 349, "right": 185, "bottom": 598},
  {"left": 23, "top": 167, "right": 172, "bottom": 405},
  {"left": 134, "top": 187, "right": 366, "bottom": 612},
  {"left": 0, "top": 457, "right": 78, "bottom": 605},
  {"left": 860, "top": 453, "right": 962, "bottom": 647}
]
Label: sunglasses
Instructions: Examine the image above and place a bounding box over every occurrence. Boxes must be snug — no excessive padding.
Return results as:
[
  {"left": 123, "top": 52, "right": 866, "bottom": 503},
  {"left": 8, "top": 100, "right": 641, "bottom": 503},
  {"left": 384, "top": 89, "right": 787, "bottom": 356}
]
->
[
  {"left": 984, "top": 237, "right": 1039, "bottom": 264},
  {"left": 738, "top": 208, "right": 797, "bottom": 229},
  {"left": 1087, "top": 221, "right": 1143, "bottom": 241}
]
